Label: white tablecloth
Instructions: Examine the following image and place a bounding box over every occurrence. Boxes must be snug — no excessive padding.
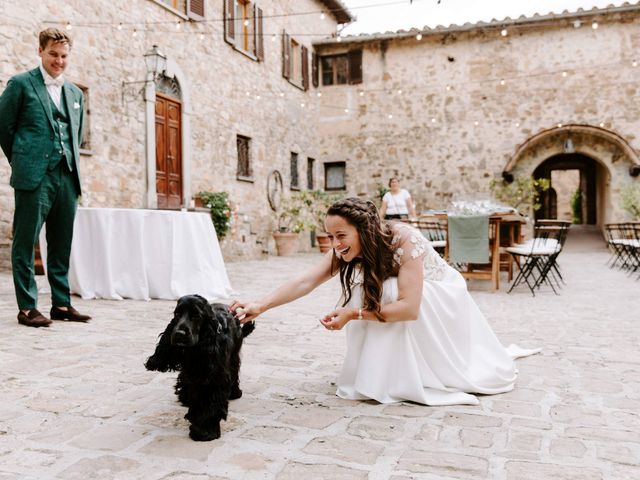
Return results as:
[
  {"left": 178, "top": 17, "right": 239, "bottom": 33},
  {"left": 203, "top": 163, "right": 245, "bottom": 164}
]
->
[{"left": 41, "top": 208, "right": 235, "bottom": 301}]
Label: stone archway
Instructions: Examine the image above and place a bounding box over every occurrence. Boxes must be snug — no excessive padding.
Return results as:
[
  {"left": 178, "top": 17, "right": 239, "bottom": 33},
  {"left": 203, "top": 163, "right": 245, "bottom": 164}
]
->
[{"left": 503, "top": 124, "right": 640, "bottom": 226}]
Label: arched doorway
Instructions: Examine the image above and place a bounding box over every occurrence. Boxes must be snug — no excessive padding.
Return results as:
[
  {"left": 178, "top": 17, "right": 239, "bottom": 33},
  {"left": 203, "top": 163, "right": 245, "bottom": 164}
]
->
[
  {"left": 534, "top": 153, "right": 600, "bottom": 224},
  {"left": 502, "top": 124, "right": 640, "bottom": 226}
]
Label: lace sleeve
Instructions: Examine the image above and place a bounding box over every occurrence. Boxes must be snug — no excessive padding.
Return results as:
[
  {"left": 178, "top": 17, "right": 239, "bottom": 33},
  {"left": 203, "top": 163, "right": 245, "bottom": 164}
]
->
[{"left": 391, "top": 223, "right": 448, "bottom": 281}]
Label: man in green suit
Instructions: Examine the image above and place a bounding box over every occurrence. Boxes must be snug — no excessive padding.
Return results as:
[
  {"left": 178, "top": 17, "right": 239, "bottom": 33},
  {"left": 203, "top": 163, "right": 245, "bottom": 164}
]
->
[{"left": 0, "top": 28, "right": 91, "bottom": 327}]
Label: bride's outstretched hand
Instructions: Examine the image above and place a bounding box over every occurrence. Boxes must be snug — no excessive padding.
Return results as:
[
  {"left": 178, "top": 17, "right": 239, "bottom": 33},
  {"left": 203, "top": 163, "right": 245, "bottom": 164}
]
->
[
  {"left": 320, "top": 307, "right": 353, "bottom": 331},
  {"left": 229, "top": 299, "right": 263, "bottom": 324}
]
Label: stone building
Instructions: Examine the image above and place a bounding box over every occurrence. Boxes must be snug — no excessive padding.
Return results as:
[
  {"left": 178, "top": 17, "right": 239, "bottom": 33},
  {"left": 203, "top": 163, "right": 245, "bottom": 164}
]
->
[
  {"left": 0, "top": 0, "right": 353, "bottom": 268},
  {"left": 314, "top": 3, "right": 640, "bottom": 225},
  {"left": 1, "top": 1, "right": 640, "bottom": 270}
]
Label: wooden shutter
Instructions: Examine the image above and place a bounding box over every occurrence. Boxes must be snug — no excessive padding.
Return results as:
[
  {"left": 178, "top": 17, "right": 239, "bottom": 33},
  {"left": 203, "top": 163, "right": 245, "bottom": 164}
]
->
[
  {"left": 224, "top": 0, "right": 234, "bottom": 45},
  {"left": 187, "top": 0, "right": 204, "bottom": 20},
  {"left": 301, "top": 46, "right": 309, "bottom": 91},
  {"left": 254, "top": 5, "right": 264, "bottom": 60},
  {"left": 348, "top": 49, "right": 363, "bottom": 85},
  {"left": 282, "top": 31, "right": 291, "bottom": 79},
  {"left": 312, "top": 52, "right": 319, "bottom": 88}
]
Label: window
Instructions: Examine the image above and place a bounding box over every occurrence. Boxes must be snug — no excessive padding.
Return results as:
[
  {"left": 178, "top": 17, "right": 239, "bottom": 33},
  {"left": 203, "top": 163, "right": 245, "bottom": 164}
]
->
[
  {"left": 152, "top": 0, "right": 204, "bottom": 20},
  {"left": 307, "top": 157, "right": 315, "bottom": 189},
  {"left": 224, "top": 0, "right": 264, "bottom": 60},
  {"left": 77, "top": 84, "right": 91, "bottom": 152},
  {"left": 324, "top": 162, "right": 346, "bottom": 191},
  {"left": 282, "top": 31, "right": 309, "bottom": 90},
  {"left": 236, "top": 135, "right": 252, "bottom": 180},
  {"left": 290, "top": 152, "right": 299, "bottom": 190},
  {"left": 318, "top": 50, "right": 362, "bottom": 86}
]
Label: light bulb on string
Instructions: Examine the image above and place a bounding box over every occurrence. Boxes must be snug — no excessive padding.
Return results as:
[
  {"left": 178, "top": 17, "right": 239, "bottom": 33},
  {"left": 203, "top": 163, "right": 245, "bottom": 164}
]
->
[
  {"left": 499, "top": 79, "right": 506, "bottom": 86},
  {"left": 359, "top": 91, "right": 364, "bottom": 96},
  {"left": 336, "top": 36, "right": 342, "bottom": 43},
  {"left": 344, "top": 108, "right": 349, "bottom": 113},
  {"left": 633, "top": 60, "right": 638, "bottom": 67},
  {"left": 445, "top": 85, "right": 452, "bottom": 91},
  {"left": 388, "top": 114, "right": 393, "bottom": 119},
  {"left": 117, "top": 22, "right": 123, "bottom": 31},
  {"left": 320, "top": 13, "right": 326, "bottom": 20},
  {"left": 592, "top": 21, "right": 598, "bottom": 29},
  {"left": 557, "top": 123, "right": 563, "bottom": 128},
  {"left": 599, "top": 122, "right": 605, "bottom": 127},
  {"left": 271, "top": 34, "right": 277, "bottom": 42},
  {"left": 200, "top": 33, "right": 205, "bottom": 40},
  {"left": 301, "top": 102, "right": 306, "bottom": 108},
  {"left": 66, "top": 22, "right": 72, "bottom": 30},
  {"left": 397, "top": 89, "right": 402, "bottom": 94},
  {"left": 245, "top": 91, "right": 250, "bottom": 96},
  {"left": 316, "top": 92, "right": 322, "bottom": 97},
  {"left": 416, "top": 33, "right": 422, "bottom": 41},
  {"left": 243, "top": 19, "right": 249, "bottom": 27},
  {"left": 132, "top": 29, "right": 137, "bottom": 37},
  {"left": 431, "top": 118, "right": 436, "bottom": 123},
  {"left": 474, "top": 121, "right": 479, "bottom": 126},
  {"left": 501, "top": 28, "right": 507, "bottom": 37},
  {"left": 515, "top": 122, "right": 520, "bottom": 127},
  {"left": 280, "top": 92, "right": 285, "bottom": 97},
  {"left": 176, "top": 21, "right": 181, "bottom": 30},
  {"left": 255, "top": 95, "right": 260, "bottom": 100},
  {"left": 561, "top": 71, "right": 567, "bottom": 77}
]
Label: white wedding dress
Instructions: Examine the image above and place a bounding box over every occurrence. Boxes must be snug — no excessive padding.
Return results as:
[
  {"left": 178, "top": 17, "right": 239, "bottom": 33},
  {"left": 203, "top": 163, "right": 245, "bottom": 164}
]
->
[{"left": 336, "top": 222, "right": 539, "bottom": 406}]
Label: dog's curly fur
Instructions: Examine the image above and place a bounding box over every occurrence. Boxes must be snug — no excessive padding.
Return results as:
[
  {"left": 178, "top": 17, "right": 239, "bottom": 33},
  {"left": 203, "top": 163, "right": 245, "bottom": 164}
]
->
[{"left": 145, "top": 294, "right": 254, "bottom": 441}]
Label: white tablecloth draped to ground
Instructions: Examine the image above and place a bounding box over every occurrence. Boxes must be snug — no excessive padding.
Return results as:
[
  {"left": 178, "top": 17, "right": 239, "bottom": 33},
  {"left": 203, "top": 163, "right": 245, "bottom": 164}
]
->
[{"left": 40, "top": 207, "right": 235, "bottom": 301}]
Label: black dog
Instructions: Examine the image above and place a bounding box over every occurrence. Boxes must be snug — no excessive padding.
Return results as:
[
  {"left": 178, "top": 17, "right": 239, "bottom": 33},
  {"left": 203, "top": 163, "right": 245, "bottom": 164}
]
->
[{"left": 145, "top": 294, "right": 254, "bottom": 441}]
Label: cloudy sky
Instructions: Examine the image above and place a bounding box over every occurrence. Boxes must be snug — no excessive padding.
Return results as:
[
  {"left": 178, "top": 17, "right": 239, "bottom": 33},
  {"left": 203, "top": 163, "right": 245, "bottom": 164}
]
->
[{"left": 340, "top": 0, "right": 627, "bottom": 34}]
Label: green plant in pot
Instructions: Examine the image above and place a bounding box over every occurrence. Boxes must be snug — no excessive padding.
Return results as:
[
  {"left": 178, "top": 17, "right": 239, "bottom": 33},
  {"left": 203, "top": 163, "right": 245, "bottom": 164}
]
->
[
  {"left": 272, "top": 192, "right": 314, "bottom": 256},
  {"left": 194, "top": 191, "right": 232, "bottom": 240},
  {"left": 301, "top": 190, "right": 340, "bottom": 253}
]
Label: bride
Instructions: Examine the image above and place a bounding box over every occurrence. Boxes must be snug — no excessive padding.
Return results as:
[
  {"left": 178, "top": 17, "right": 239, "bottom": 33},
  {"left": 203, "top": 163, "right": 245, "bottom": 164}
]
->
[{"left": 230, "top": 197, "right": 538, "bottom": 405}]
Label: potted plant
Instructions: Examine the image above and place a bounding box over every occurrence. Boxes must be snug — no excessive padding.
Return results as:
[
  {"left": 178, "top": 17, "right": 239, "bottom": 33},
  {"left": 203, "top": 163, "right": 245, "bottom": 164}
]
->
[
  {"left": 194, "top": 191, "right": 232, "bottom": 240},
  {"left": 302, "top": 190, "right": 340, "bottom": 253},
  {"left": 272, "top": 192, "right": 314, "bottom": 256}
]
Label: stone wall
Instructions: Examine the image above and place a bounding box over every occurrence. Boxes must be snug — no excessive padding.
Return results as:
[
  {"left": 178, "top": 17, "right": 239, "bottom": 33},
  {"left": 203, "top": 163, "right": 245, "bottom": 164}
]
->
[
  {"left": 314, "top": 7, "right": 640, "bottom": 221},
  {"left": 0, "top": 0, "right": 340, "bottom": 268}
]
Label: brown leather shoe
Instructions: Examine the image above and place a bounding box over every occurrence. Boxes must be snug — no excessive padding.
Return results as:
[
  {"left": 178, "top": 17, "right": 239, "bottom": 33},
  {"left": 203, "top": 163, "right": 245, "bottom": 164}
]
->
[
  {"left": 17, "top": 309, "right": 52, "bottom": 328},
  {"left": 50, "top": 306, "right": 91, "bottom": 322}
]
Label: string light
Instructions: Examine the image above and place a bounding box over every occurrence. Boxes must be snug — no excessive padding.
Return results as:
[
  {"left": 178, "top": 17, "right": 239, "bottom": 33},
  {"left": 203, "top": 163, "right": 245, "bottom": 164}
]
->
[
  {"left": 359, "top": 91, "right": 364, "bottom": 96},
  {"left": 561, "top": 71, "right": 567, "bottom": 77},
  {"left": 66, "top": 22, "right": 72, "bottom": 30},
  {"left": 592, "top": 20, "right": 598, "bottom": 29},
  {"left": 279, "top": 92, "right": 285, "bottom": 97},
  {"left": 176, "top": 21, "right": 181, "bottom": 30},
  {"left": 132, "top": 29, "right": 137, "bottom": 37},
  {"left": 416, "top": 33, "right": 422, "bottom": 41},
  {"left": 599, "top": 122, "right": 605, "bottom": 127},
  {"left": 388, "top": 114, "right": 393, "bottom": 119},
  {"left": 117, "top": 22, "right": 123, "bottom": 30},
  {"left": 445, "top": 85, "right": 452, "bottom": 91},
  {"left": 301, "top": 102, "right": 306, "bottom": 107},
  {"left": 515, "top": 122, "right": 520, "bottom": 127},
  {"left": 200, "top": 33, "right": 205, "bottom": 40},
  {"left": 499, "top": 79, "right": 506, "bottom": 85},
  {"left": 501, "top": 28, "right": 508, "bottom": 37},
  {"left": 316, "top": 92, "right": 322, "bottom": 97},
  {"left": 320, "top": 13, "right": 325, "bottom": 20},
  {"left": 633, "top": 60, "right": 638, "bottom": 67},
  {"left": 397, "top": 89, "right": 402, "bottom": 94},
  {"left": 243, "top": 19, "right": 249, "bottom": 27},
  {"left": 255, "top": 94, "right": 261, "bottom": 100},
  {"left": 557, "top": 123, "right": 563, "bottom": 127},
  {"left": 474, "top": 121, "right": 479, "bottom": 126},
  {"left": 431, "top": 118, "right": 436, "bottom": 123},
  {"left": 344, "top": 108, "right": 349, "bottom": 113}
]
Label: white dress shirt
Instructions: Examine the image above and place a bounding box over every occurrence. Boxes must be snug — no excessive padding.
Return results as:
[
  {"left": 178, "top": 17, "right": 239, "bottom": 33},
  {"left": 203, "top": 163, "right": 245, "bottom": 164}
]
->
[{"left": 39, "top": 63, "right": 64, "bottom": 110}]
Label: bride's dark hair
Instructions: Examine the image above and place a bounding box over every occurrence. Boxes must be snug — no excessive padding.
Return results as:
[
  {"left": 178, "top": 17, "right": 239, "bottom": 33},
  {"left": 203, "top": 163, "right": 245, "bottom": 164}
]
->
[{"left": 327, "top": 197, "right": 395, "bottom": 321}]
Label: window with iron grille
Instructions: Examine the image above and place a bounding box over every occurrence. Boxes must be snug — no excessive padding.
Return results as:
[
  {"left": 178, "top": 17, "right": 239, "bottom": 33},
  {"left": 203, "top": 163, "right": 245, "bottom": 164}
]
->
[
  {"left": 307, "top": 157, "right": 315, "bottom": 189},
  {"left": 290, "top": 152, "right": 299, "bottom": 190},
  {"left": 236, "top": 135, "right": 252, "bottom": 180},
  {"left": 324, "top": 161, "right": 346, "bottom": 191}
]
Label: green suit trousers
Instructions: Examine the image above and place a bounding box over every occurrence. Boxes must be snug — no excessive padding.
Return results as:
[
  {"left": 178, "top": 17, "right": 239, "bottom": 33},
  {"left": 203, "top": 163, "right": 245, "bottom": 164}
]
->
[{"left": 12, "top": 162, "right": 78, "bottom": 309}]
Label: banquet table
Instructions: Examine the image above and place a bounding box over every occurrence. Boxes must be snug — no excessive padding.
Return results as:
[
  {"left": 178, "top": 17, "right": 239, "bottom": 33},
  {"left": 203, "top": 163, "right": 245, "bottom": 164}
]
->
[{"left": 40, "top": 208, "right": 235, "bottom": 301}]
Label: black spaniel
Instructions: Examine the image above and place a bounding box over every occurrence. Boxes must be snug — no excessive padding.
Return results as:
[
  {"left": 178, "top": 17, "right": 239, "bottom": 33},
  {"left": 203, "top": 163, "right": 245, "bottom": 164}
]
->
[{"left": 145, "top": 294, "right": 255, "bottom": 441}]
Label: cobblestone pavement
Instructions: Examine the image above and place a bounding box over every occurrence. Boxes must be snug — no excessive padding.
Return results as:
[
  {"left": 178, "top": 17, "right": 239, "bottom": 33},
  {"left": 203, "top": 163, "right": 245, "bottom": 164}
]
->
[{"left": 0, "top": 228, "right": 639, "bottom": 480}]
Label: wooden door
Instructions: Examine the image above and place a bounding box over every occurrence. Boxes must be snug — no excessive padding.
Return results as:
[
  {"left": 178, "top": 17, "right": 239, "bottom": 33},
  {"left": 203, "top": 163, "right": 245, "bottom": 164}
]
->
[{"left": 155, "top": 94, "right": 182, "bottom": 209}]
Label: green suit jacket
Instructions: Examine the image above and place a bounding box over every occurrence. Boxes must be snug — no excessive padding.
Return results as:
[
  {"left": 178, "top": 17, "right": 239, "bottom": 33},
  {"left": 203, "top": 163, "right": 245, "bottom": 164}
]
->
[{"left": 0, "top": 67, "right": 85, "bottom": 193}]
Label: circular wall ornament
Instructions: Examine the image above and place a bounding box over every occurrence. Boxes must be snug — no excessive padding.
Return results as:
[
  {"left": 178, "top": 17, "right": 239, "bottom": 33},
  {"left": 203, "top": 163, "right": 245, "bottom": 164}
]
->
[{"left": 267, "top": 170, "right": 283, "bottom": 211}]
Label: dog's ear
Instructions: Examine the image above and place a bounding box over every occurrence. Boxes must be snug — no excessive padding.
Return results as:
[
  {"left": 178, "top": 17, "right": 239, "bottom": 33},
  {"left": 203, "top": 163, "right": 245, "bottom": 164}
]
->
[{"left": 144, "top": 314, "right": 182, "bottom": 372}]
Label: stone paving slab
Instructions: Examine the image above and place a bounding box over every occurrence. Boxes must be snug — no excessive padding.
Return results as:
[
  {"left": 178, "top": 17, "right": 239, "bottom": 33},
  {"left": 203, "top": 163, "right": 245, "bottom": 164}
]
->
[{"left": 0, "top": 230, "right": 639, "bottom": 479}]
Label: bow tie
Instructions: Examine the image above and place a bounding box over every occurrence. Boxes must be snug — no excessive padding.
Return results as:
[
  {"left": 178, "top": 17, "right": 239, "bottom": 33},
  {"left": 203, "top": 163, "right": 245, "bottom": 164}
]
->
[{"left": 44, "top": 76, "right": 64, "bottom": 88}]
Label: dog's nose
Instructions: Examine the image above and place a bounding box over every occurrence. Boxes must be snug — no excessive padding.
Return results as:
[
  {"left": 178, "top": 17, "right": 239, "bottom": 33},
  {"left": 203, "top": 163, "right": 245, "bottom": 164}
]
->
[{"left": 171, "top": 328, "right": 190, "bottom": 345}]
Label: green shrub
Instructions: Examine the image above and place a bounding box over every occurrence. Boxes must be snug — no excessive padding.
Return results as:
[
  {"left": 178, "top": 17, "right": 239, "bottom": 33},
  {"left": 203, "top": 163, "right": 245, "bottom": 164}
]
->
[
  {"left": 570, "top": 187, "right": 582, "bottom": 224},
  {"left": 195, "top": 191, "right": 231, "bottom": 240},
  {"left": 489, "top": 175, "right": 550, "bottom": 212},
  {"left": 620, "top": 185, "right": 640, "bottom": 219}
]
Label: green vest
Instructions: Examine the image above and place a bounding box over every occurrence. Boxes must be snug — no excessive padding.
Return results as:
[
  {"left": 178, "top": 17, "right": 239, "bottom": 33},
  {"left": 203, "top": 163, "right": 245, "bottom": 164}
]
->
[{"left": 48, "top": 90, "right": 74, "bottom": 172}]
